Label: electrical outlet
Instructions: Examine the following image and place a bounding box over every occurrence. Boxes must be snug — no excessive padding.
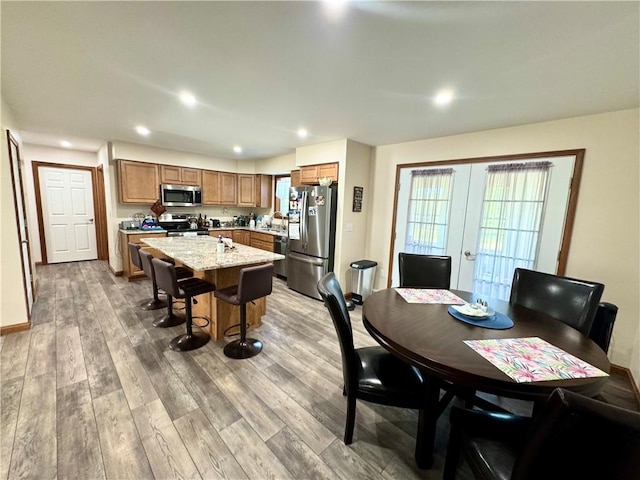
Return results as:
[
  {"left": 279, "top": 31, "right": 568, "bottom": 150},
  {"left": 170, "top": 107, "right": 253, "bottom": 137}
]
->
[
  {"left": 345, "top": 223, "right": 353, "bottom": 232},
  {"left": 379, "top": 268, "right": 387, "bottom": 278}
]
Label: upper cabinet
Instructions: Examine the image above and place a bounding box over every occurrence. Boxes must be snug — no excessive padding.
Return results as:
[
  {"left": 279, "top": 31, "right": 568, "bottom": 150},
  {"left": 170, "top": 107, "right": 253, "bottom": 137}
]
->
[
  {"left": 118, "top": 160, "right": 160, "bottom": 204},
  {"left": 160, "top": 165, "right": 201, "bottom": 186},
  {"left": 291, "top": 170, "right": 301, "bottom": 187},
  {"left": 202, "top": 170, "right": 237, "bottom": 205},
  {"left": 255, "top": 174, "right": 273, "bottom": 208},
  {"left": 237, "top": 174, "right": 256, "bottom": 207},
  {"left": 300, "top": 163, "right": 339, "bottom": 185}
]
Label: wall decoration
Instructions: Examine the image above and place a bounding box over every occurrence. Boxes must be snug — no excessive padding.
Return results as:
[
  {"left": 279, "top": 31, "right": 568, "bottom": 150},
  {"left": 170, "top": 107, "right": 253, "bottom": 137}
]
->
[{"left": 353, "top": 186, "right": 363, "bottom": 212}]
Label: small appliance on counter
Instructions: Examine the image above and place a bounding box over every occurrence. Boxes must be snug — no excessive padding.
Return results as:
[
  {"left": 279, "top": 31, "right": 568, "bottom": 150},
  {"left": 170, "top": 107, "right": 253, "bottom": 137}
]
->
[
  {"left": 210, "top": 219, "right": 221, "bottom": 228},
  {"left": 120, "top": 220, "right": 140, "bottom": 230}
]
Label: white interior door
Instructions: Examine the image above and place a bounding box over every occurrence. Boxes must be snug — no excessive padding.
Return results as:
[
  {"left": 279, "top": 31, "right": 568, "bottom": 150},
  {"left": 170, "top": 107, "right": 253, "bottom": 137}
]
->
[
  {"left": 39, "top": 166, "right": 97, "bottom": 263},
  {"left": 393, "top": 155, "right": 575, "bottom": 299}
]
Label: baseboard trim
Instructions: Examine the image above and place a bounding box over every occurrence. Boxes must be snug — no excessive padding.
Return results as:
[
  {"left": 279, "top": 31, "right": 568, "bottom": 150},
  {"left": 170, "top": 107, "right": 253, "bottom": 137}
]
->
[
  {"left": 1, "top": 322, "right": 31, "bottom": 336},
  {"left": 611, "top": 363, "right": 640, "bottom": 406},
  {"left": 109, "top": 264, "right": 123, "bottom": 276}
]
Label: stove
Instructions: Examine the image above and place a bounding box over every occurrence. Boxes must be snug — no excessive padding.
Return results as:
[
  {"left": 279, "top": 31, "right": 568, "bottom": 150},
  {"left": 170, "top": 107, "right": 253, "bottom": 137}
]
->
[{"left": 158, "top": 215, "right": 210, "bottom": 237}]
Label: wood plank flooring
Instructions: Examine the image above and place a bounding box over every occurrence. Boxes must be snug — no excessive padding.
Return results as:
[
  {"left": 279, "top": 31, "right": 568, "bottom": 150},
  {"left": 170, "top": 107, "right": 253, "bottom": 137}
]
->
[{"left": 1, "top": 260, "right": 638, "bottom": 480}]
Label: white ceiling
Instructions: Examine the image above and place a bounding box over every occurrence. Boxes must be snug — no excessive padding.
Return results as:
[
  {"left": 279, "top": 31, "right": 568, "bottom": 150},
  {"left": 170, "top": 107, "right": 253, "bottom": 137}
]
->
[{"left": 2, "top": 1, "right": 638, "bottom": 159}]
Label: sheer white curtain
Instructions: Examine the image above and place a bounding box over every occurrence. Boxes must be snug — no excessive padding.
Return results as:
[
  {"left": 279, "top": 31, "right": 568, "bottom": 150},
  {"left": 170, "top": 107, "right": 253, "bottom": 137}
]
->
[
  {"left": 472, "top": 161, "right": 552, "bottom": 300},
  {"left": 404, "top": 168, "right": 454, "bottom": 255}
]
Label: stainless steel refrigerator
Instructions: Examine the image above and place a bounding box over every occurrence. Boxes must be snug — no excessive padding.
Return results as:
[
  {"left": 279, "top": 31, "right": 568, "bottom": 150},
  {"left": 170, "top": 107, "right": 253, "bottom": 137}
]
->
[{"left": 286, "top": 185, "right": 337, "bottom": 300}]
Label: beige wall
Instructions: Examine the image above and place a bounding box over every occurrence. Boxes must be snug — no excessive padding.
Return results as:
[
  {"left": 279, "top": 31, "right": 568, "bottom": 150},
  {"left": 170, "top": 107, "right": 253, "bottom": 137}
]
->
[
  {"left": 369, "top": 109, "right": 640, "bottom": 378},
  {"left": 1, "top": 98, "right": 29, "bottom": 327},
  {"left": 296, "top": 139, "right": 346, "bottom": 167}
]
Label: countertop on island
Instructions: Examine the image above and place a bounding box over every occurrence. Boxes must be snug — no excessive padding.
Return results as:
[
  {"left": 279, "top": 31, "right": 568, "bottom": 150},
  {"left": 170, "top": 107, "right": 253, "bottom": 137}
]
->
[{"left": 140, "top": 235, "right": 285, "bottom": 271}]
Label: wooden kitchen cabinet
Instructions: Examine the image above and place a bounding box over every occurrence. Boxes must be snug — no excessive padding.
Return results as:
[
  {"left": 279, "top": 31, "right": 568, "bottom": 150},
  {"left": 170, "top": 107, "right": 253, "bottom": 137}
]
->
[
  {"left": 233, "top": 230, "right": 251, "bottom": 245},
  {"left": 118, "top": 160, "right": 160, "bottom": 204},
  {"left": 300, "top": 163, "right": 339, "bottom": 185},
  {"left": 250, "top": 231, "right": 274, "bottom": 252},
  {"left": 160, "top": 165, "right": 202, "bottom": 186},
  {"left": 290, "top": 170, "right": 301, "bottom": 187},
  {"left": 202, "top": 170, "right": 237, "bottom": 205},
  {"left": 255, "top": 174, "right": 273, "bottom": 208},
  {"left": 210, "top": 230, "right": 232, "bottom": 239},
  {"left": 120, "top": 231, "right": 166, "bottom": 280},
  {"left": 237, "top": 174, "right": 256, "bottom": 207}
]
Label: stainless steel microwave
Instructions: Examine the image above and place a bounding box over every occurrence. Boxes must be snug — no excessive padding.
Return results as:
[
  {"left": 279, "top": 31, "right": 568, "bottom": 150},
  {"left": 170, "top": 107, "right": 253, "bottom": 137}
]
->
[{"left": 160, "top": 184, "right": 202, "bottom": 207}]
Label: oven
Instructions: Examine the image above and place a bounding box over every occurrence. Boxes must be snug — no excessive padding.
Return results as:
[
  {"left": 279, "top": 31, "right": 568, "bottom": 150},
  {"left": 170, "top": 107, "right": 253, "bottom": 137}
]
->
[{"left": 159, "top": 215, "right": 210, "bottom": 237}]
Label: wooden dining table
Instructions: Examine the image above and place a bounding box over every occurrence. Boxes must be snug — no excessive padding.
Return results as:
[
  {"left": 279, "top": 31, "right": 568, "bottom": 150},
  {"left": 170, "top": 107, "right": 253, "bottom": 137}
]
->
[{"left": 362, "top": 288, "right": 611, "bottom": 469}]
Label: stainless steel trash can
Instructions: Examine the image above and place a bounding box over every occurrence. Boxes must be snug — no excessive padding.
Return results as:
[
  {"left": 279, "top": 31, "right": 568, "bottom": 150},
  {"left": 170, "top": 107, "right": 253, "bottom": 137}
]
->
[{"left": 350, "top": 260, "right": 378, "bottom": 305}]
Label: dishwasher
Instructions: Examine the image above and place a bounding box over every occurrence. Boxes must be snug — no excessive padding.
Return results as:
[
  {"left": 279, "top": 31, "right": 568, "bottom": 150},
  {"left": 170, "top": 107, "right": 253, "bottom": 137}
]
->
[{"left": 273, "top": 234, "right": 288, "bottom": 278}]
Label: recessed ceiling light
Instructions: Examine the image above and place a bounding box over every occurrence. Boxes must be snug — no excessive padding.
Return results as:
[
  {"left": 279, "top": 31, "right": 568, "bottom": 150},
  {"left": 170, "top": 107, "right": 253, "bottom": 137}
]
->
[
  {"left": 434, "top": 90, "right": 454, "bottom": 106},
  {"left": 179, "top": 91, "right": 197, "bottom": 107},
  {"left": 297, "top": 128, "right": 308, "bottom": 138},
  {"left": 60, "top": 140, "right": 72, "bottom": 148},
  {"left": 233, "top": 146, "right": 242, "bottom": 154},
  {"left": 136, "top": 125, "right": 151, "bottom": 136}
]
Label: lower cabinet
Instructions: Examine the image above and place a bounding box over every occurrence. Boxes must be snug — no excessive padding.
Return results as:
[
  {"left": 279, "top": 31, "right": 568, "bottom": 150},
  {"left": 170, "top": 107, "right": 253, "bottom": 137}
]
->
[
  {"left": 250, "top": 231, "right": 274, "bottom": 252},
  {"left": 120, "top": 231, "right": 167, "bottom": 281}
]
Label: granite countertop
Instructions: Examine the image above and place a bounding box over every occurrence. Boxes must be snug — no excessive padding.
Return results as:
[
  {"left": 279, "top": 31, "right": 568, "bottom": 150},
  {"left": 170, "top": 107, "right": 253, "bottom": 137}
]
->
[
  {"left": 140, "top": 236, "right": 285, "bottom": 271},
  {"left": 120, "top": 228, "right": 166, "bottom": 234},
  {"left": 208, "top": 227, "right": 288, "bottom": 237}
]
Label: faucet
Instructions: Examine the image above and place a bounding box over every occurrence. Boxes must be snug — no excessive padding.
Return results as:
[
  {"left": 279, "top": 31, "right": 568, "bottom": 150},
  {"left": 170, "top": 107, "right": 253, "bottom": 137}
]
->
[{"left": 272, "top": 212, "right": 288, "bottom": 232}]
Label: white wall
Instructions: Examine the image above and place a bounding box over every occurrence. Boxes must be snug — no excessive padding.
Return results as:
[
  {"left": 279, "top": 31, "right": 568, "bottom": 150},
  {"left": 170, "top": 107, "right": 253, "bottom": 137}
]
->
[
  {"left": 296, "top": 139, "right": 346, "bottom": 167},
  {"left": 1, "top": 98, "right": 29, "bottom": 327},
  {"left": 21, "top": 144, "right": 100, "bottom": 263},
  {"left": 369, "top": 109, "right": 639, "bottom": 378}
]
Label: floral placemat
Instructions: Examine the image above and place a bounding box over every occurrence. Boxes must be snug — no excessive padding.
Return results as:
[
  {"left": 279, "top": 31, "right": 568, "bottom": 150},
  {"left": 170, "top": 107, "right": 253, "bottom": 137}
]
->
[
  {"left": 395, "top": 288, "right": 465, "bottom": 304},
  {"left": 464, "top": 337, "right": 609, "bottom": 383}
]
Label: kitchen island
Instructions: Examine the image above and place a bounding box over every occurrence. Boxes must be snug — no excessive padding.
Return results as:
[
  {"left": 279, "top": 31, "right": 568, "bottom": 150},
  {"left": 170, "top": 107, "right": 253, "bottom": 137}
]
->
[{"left": 141, "top": 236, "right": 284, "bottom": 340}]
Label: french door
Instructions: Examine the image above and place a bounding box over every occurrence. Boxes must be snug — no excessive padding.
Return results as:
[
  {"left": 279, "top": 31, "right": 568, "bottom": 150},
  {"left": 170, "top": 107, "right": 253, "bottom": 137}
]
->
[{"left": 391, "top": 153, "right": 577, "bottom": 300}]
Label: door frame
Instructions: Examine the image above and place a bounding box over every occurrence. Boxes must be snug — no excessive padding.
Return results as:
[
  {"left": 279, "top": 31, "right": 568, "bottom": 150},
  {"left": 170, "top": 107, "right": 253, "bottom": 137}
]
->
[
  {"left": 387, "top": 148, "right": 585, "bottom": 288},
  {"left": 32, "top": 161, "right": 109, "bottom": 264},
  {"left": 6, "top": 129, "right": 34, "bottom": 323}
]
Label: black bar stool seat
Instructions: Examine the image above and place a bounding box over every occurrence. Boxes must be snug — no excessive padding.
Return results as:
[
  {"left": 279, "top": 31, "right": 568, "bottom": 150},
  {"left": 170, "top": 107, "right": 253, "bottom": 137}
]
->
[
  {"left": 152, "top": 258, "right": 216, "bottom": 351},
  {"left": 138, "top": 249, "right": 193, "bottom": 327},
  {"left": 214, "top": 263, "right": 273, "bottom": 359}
]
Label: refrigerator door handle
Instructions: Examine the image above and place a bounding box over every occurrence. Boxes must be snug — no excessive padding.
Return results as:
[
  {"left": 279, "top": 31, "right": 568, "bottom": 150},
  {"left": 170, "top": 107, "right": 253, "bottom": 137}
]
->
[{"left": 301, "top": 190, "right": 308, "bottom": 248}]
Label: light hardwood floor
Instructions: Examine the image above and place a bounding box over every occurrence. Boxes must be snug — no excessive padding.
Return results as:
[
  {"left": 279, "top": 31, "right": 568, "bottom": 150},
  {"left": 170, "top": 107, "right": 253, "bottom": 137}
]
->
[{"left": 1, "top": 261, "right": 636, "bottom": 480}]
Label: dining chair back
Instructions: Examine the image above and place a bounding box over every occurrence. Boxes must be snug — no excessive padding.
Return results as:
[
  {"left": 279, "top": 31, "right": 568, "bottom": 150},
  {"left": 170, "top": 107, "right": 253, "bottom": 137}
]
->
[
  {"left": 398, "top": 252, "right": 452, "bottom": 288},
  {"left": 443, "top": 387, "right": 640, "bottom": 480},
  {"left": 317, "top": 272, "right": 427, "bottom": 445},
  {"left": 509, "top": 268, "right": 604, "bottom": 335},
  {"left": 589, "top": 302, "right": 618, "bottom": 353}
]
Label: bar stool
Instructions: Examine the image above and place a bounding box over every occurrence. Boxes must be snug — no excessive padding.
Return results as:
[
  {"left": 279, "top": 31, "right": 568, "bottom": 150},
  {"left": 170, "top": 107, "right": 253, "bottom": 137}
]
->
[
  {"left": 129, "top": 242, "right": 166, "bottom": 310},
  {"left": 152, "top": 258, "right": 216, "bottom": 351},
  {"left": 138, "top": 249, "right": 193, "bottom": 328},
  {"left": 214, "top": 263, "right": 273, "bottom": 359}
]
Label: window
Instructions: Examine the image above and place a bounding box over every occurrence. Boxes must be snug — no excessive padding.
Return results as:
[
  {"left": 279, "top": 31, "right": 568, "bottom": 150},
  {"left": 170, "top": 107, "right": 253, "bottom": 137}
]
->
[
  {"left": 472, "top": 161, "right": 552, "bottom": 299},
  {"left": 274, "top": 175, "right": 291, "bottom": 217},
  {"left": 404, "top": 168, "right": 454, "bottom": 255}
]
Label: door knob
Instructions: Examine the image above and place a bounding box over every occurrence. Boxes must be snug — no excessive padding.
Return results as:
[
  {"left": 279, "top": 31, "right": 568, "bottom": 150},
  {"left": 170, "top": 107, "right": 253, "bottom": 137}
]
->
[
  {"left": 464, "top": 250, "right": 476, "bottom": 260},
  {"left": 88, "top": 218, "right": 94, "bottom": 223}
]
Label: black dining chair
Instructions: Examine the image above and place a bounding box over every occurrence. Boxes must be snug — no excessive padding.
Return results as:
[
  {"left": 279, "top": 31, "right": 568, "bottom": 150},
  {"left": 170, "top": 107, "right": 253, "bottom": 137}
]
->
[
  {"left": 443, "top": 387, "right": 640, "bottom": 480},
  {"left": 138, "top": 249, "right": 193, "bottom": 328},
  {"left": 214, "top": 263, "right": 274, "bottom": 359},
  {"left": 152, "top": 258, "right": 216, "bottom": 351},
  {"left": 510, "top": 268, "right": 604, "bottom": 335},
  {"left": 398, "top": 252, "right": 452, "bottom": 288},
  {"left": 589, "top": 302, "right": 618, "bottom": 353},
  {"left": 317, "top": 272, "right": 428, "bottom": 445}
]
